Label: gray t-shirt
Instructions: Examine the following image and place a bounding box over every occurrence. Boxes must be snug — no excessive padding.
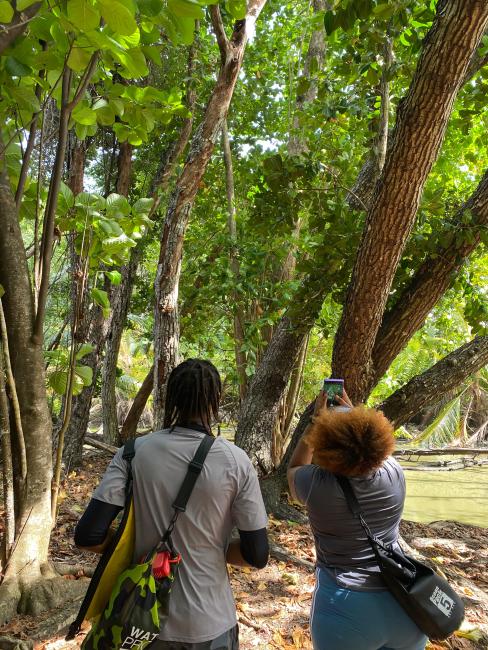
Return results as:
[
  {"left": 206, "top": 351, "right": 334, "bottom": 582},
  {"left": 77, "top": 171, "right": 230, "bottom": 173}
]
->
[
  {"left": 294, "top": 457, "right": 405, "bottom": 591},
  {"left": 93, "top": 427, "right": 268, "bottom": 643}
]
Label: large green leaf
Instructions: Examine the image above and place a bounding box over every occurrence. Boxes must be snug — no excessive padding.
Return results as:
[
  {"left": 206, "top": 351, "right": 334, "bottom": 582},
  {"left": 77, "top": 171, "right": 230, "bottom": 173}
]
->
[
  {"left": 98, "top": 0, "right": 137, "bottom": 35},
  {"left": 0, "top": 0, "right": 14, "bottom": 23},
  {"left": 67, "top": 0, "right": 100, "bottom": 30}
]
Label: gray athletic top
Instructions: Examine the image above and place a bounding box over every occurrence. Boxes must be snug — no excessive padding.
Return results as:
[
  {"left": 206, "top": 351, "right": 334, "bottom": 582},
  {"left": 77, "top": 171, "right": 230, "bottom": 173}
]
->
[
  {"left": 93, "top": 427, "right": 268, "bottom": 643},
  {"left": 294, "top": 457, "right": 405, "bottom": 591}
]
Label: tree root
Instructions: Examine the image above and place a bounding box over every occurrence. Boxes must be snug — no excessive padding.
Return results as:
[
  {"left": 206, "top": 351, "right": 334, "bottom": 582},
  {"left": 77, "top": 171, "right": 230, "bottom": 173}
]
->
[{"left": 0, "top": 574, "right": 88, "bottom": 626}]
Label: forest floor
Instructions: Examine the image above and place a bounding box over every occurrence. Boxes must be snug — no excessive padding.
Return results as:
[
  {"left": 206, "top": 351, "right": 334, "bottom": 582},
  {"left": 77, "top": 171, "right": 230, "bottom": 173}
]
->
[{"left": 0, "top": 447, "right": 487, "bottom": 650}]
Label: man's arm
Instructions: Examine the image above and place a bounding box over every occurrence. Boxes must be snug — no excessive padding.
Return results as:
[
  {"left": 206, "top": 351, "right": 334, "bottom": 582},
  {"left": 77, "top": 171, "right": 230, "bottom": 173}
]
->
[
  {"left": 74, "top": 498, "right": 122, "bottom": 554},
  {"left": 226, "top": 528, "right": 269, "bottom": 568}
]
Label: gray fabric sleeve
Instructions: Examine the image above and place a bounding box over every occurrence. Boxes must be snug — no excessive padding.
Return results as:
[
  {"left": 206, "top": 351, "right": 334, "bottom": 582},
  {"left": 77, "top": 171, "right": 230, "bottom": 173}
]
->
[
  {"left": 92, "top": 446, "right": 128, "bottom": 508},
  {"left": 293, "top": 465, "right": 317, "bottom": 505},
  {"left": 231, "top": 463, "right": 268, "bottom": 532}
]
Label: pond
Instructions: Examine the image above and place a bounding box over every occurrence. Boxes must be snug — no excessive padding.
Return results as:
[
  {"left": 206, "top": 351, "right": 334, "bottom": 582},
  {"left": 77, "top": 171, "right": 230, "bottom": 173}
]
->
[{"left": 402, "top": 464, "right": 488, "bottom": 528}]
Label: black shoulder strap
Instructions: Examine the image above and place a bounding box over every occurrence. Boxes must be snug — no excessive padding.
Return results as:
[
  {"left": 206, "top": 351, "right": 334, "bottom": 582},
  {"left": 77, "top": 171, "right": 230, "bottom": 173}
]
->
[
  {"left": 173, "top": 435, "right": 215, "bottom": 512},
  {"left": 335, "top": 474, "right": 379, "bottom": 548},
  {"left": 336, "top": 475, "right": 362, "bottom": 516}
]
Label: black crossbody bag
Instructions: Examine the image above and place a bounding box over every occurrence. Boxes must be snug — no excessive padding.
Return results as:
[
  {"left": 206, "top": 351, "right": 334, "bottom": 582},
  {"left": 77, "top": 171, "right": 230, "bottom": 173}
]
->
[{"left": 336, "top": 475, "right": 464, "bottom": 641}]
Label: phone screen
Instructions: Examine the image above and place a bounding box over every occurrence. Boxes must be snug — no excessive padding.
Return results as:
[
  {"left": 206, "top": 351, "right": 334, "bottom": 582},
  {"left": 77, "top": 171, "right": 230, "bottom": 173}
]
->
[{"left": 323, "top": 378, "right": 344, "bottom": 402}]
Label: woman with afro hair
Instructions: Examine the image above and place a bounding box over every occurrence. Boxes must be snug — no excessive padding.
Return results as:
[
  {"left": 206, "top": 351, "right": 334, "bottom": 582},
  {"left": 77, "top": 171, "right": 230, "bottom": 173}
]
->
[{"left": 288, "top": 389, "right": 427, "bottom": 650}]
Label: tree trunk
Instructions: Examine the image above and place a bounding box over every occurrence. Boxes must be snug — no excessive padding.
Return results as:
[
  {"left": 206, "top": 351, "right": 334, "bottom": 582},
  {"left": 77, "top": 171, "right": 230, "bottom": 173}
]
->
[
  {"left": 222, "top": 120, "right": 248, "bottom": 400},
  {"left": 370, "top": 168, "right": 488, "bottom": 389},
  {"left": 101, "top": 254, "right": 138, "bottom": 444},
  {"left": 63, "top": 305, "right": 105, "bottom": 470},
  {"left": 101, "top": 143, "right": 134, "bottom": 445},
  {"left": 152, "top": 1, "right": 269, "bottom": 429},
  {"left": 332, "top": 1, "right": 488, "bottom": 403},
  {"left": 380, "top": 335, "right": 488, "bottom": 428},
  {"left": 235, "top": 315, "right": 311, "bottom": 472},
  {"left": 120, "top": 363, "right": 154, "bottom": 441},
  {"left": 0, "top": 164, "right": 55, "bottom": 624}
]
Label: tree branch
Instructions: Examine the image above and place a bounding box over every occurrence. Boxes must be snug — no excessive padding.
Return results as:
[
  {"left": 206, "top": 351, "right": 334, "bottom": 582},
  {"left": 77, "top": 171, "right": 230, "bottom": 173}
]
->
[
  {"left": 379, "top": 336, "right": 488, "bottom": 428},
  {"left": 371, "top": 168, "right": 488, "bottom": 389},
  {"left": 210, "top": 5, "right": 229, "bottom": 62},
  {"left": 0, "top": 2, "right": 41, "bottom": 56}
]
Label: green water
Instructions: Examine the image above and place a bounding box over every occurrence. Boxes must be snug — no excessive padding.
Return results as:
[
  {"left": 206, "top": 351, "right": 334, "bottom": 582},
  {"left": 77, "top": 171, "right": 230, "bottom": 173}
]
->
[{"left": 402, "top": 465, "right": 488, "bottom": 528}]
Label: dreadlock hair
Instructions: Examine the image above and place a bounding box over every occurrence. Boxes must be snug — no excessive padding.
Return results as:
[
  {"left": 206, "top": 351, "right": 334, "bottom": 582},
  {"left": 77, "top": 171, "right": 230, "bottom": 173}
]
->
[
  {"left": 163, "top": 359, "right": 222, "bottom": 432},
  {"left": 304, "top": 406, "right": 395, "bottom": 477}
]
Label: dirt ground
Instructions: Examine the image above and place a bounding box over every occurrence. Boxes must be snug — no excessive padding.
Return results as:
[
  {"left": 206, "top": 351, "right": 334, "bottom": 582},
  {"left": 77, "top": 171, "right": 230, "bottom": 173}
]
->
[{"left": 1, "top": 448, "right": 487, "bottom": 649}]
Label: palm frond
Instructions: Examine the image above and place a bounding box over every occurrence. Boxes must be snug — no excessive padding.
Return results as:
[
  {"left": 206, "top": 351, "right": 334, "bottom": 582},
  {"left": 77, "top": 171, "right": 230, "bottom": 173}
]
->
[{"left": 408, "top": 396, "right": 462, "bottom": 448}]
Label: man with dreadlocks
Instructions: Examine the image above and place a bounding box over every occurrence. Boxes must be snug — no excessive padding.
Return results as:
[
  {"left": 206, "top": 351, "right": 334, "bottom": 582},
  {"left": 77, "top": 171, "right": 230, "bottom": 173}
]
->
[{"left": 75, "top": 359, "right": 269, "bottom": 649}]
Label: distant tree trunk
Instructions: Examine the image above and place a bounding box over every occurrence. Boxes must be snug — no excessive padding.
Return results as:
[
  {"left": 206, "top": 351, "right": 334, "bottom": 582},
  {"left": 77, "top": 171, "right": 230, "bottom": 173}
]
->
[
  {"left": 380, "top": 336, "right": 488, "bottom": 428},
  {"left": 235, "top": 310, "right": 316, "bottom": 472},
  {"left": 111, "top": 44, "right": 199, "bottom": 440},
  {"left": 222, "top": 120, "right": 248, "bottom": 400},
  {"left": 63, "top": 305, "right": 105, "bottom": 470},
  {"left": 152, "top": 1, "right": 269, "bottom": 429},
  {"left": 101, "top": 143, "right": 133, "bottom": 445},
  {"left": 0, "top": 164, "right": 54, "bottom": 624},
  {"left": 332, "top": 1, "right": 488, "bottom": 403},
  {"left": 370, "top": 169, "right": 488, "bottom": 390}
]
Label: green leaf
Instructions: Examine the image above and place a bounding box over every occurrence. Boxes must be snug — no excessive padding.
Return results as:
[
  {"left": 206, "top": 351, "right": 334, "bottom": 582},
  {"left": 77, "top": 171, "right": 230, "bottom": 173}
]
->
[
  {"left": 0, "top": 284, "right": 4, "bottom": 298},
  {"left": 9, "top": 86, "right": 41, "bottom": 113},
  {"left": 105, "top": 270, "right": 122, "bottom": 285},
  {"left": 91, "top": 287, "right": 111, "bottom": 317},
  {"left": 0, "top": 0, "right": 14, "bottom": 23},
  {"left": 67, "top": 44, "right": 93, "bottom": 72},
  {"left": 96, "top": 104, "right": 116, "bottom": 126},
  {"left": 168, "top": 0, "right": 204, "bottom": 19},
  {"left": 132, "top": 197, "right": 154, "bottom": 214},
  {"left": 75, "top": 364, "right": 93, "bottom": 386},
  {"left": 5, "top": 57, "right": 32, "bottom": 77},
  {"left": 67, "top": 0, "right": 100, "bottom": 30},
  {"left": 75, "top": 343, "right": 94, "bottom": 359},
  {"left": 226, "top": 0, "right": 246, "bottom": 20},
  {"left": 99, "top": 0, "right": 138, "bottom": 35},
  {"left": 72, "top": 102, "right": 98, "bottom": 125},
  {"left": 17, "top": 0, "right": 39, "bottom": 8},
  {"left": 58, "top": 181, "right": 75, "bottom": 214},
  {"left": 106, "top": 193, "right": 131, "bottom": 216},
  {"left": 49, "top": 370, "right": 69, "bottom": 395}
]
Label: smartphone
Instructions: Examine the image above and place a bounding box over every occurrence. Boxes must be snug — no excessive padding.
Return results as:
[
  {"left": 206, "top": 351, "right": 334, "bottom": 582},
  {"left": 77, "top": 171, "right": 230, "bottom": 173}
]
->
[{"left": 323, "top": 378, "right": 344, "bottom": 406}]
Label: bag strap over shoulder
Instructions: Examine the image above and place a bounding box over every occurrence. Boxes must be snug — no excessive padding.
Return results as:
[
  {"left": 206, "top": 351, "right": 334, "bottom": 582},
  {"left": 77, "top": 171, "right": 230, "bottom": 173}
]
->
[
  {"left": 335, "top": 475, "right": 384, "bottom": 549},
  {"left": 173, "top": 434, "right": 215, "bottom": 512}
]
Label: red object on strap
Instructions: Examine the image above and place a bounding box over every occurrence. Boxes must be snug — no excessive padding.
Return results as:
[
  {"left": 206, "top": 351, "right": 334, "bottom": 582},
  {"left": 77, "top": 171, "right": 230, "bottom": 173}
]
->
[{"left": 152, "top": 551, "right": 181, "bottom": 579}]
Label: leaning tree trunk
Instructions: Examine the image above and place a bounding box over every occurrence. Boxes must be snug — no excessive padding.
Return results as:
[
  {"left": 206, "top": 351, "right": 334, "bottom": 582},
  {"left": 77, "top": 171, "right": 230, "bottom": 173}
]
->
[
  {"left": 332, "top": 1, "right": 488, "bottom": 403},
  {"left": 380, "top": 335, "right": 488, "bottom": 428},
  {"left": 152, "top": 1, "right": 269, "bottom": 429},
  {"left": 0, "top": 165, "right": 55, "bottom": 624},
  {"left": 369, "top": 168, "right": 488, "bottom": 390}
]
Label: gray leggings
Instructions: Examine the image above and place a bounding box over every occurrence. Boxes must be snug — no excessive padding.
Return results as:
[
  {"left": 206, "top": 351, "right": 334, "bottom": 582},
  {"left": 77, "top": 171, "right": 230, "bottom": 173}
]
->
[{"left": 150, "top": 625, "right": 239, "bottom": 650}]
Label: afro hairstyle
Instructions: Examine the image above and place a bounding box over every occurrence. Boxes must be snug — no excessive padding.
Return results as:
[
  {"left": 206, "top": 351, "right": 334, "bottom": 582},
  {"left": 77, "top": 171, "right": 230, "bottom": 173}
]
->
[{"left": 304, "top": 406, "right": 395, "bottom": 476}]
